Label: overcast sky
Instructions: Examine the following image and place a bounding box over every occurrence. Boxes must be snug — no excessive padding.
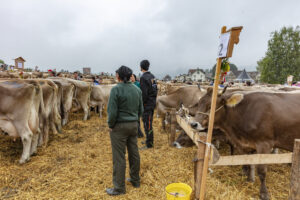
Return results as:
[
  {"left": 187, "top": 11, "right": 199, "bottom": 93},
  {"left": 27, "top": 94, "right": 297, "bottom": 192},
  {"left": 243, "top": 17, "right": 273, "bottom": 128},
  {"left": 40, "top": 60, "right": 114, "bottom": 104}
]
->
[{"left": 0, "top": 0, "right": 299, "bottom": 78}]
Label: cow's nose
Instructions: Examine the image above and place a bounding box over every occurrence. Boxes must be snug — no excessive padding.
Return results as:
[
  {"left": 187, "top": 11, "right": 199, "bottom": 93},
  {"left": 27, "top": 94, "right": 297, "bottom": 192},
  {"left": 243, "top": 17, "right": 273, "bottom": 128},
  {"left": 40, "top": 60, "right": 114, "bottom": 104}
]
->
[
  {"left": 191, "top": 122, "right": 198, "bottom": 129},
  {"left": 173, "top": 141, "right": 182, "bottom": 149}
]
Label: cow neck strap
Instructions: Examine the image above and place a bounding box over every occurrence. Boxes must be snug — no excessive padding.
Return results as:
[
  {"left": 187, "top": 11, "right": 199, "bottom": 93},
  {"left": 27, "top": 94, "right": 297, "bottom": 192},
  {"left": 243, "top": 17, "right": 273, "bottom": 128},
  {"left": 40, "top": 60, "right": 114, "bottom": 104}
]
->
[{"left": 196, "top": 105, "right": 224, "bottom": 116}]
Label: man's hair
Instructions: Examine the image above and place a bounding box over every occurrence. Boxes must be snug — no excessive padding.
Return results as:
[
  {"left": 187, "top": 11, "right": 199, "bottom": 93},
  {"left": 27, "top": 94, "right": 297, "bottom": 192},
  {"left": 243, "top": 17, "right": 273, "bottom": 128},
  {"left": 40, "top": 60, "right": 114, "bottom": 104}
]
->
[
  {"left": 140, "top": 60, "right": 150, "bottom": 71},
  {"left": 133, "top": 74, "right": 137, "bottom": 81},
  {"left": 116, "top": 66, "right": 132, "bottom": 83}
]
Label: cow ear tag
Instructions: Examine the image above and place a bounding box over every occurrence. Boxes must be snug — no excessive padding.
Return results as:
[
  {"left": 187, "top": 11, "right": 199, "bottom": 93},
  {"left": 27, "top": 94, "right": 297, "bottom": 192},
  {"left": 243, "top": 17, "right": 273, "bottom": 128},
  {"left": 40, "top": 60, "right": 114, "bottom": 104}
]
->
[{"left": 226, "top": 93, "right": 244, "bottom": 107}]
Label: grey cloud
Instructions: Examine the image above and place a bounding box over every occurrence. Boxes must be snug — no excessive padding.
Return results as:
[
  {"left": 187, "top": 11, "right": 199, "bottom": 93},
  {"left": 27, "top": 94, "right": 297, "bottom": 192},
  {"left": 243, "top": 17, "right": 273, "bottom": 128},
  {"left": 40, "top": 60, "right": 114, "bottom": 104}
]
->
[{"left": 0, "top": 0, "right": 299, "bottom": 78}]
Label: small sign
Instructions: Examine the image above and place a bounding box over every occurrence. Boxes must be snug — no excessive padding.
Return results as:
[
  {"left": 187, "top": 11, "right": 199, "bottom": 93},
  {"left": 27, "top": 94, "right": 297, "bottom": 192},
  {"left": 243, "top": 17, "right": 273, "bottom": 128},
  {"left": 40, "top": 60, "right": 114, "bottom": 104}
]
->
[
  {"left": 218, "top": 32, "right": 230, "bottom": 58},
  {"left": 287, "top": 75, "right": 293, "bottom": 85},
  {"left": 18, "top": 62, "right": 22, "bottom": 68}
]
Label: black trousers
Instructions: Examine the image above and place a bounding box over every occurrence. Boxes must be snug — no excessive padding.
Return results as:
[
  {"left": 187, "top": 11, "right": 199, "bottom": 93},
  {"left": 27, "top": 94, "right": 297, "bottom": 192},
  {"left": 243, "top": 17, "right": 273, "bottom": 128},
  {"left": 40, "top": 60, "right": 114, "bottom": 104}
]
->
[{"left": 142, "top": 110, "right": 154, "bottom": 148}]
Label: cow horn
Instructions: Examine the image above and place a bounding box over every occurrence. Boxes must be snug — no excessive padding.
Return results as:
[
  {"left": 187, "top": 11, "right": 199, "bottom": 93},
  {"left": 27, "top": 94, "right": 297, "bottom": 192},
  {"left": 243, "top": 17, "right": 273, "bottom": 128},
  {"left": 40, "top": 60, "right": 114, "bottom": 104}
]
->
[{"left": 222, "top": 85, "right": 228, "bottom": 94}]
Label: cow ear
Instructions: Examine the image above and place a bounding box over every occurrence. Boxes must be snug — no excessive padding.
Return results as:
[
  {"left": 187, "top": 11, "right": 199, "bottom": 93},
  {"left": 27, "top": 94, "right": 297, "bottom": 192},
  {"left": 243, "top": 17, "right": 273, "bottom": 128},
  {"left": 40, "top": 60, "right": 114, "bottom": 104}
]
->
[
  {"left": 206, "top": 87, "right": 213, "bottom": 96},
  {"left": 225, "top": 93, "right": 244, "bottom": 107}
]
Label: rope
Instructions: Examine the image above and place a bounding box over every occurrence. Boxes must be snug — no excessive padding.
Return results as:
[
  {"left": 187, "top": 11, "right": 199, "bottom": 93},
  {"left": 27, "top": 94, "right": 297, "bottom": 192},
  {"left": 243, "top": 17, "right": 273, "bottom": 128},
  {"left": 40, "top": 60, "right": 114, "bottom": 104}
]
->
[{"left": 196, "top": 105, "right": 224, "bottom": 116}]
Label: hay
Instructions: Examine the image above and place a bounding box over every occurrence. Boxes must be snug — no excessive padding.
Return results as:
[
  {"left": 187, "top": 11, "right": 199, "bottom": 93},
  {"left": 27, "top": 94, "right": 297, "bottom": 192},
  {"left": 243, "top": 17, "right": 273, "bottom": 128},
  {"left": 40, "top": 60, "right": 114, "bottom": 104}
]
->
[{"left": 0, "top": 113, "right": 290, "bottom": 199}]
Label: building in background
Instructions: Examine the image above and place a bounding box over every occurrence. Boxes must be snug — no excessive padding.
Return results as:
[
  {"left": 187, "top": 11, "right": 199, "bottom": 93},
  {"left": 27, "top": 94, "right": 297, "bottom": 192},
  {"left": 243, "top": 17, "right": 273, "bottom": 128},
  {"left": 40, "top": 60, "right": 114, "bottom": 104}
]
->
[
  {"left": 14, "top": 57, "right": 25, "bottom": 70},
  {"left": 187, "top": 68, "right": 206, "bottom": 82},
  {"left": 83, "top": 67, "right": 91, "bottom": 74},
  {"left": 235, "top": 69, "right": 254, "bottom": 83}
]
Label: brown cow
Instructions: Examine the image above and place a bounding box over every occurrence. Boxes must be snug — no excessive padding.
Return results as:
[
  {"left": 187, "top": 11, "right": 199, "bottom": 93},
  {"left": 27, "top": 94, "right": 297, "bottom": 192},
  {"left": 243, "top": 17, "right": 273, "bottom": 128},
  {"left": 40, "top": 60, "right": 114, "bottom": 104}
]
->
[
  {"left": 66, "top": 78, "right": 91, "bottom": 121},
  {"left": 156, "top": 85, "right": 205, "bottom": 129},
  {"left": 90, "top": 84, "right": 115, "bottom": 117},
  {"left": 0, "top": 80, "right": 44, "bottom": 163},
  {"left": 49, "top": 78, "right": 75, "bottom": 125},
  {"left": 192, "top": 87, "right": 300, "bottom": 200}
]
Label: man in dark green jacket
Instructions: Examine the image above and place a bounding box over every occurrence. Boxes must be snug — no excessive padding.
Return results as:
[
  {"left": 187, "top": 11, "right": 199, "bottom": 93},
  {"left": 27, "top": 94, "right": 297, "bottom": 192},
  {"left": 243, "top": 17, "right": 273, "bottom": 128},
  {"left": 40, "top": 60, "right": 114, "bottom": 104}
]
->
[{"left": 106, "top": 66, "right": 144, "bottom": 196}]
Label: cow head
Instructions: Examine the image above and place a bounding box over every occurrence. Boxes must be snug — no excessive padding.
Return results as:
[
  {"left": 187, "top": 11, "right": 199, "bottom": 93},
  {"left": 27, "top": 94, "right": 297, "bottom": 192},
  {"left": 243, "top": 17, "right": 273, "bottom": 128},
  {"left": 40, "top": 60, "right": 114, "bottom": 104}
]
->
[{"left": 192, "top": 87, "right": 244, "bottom": 130}]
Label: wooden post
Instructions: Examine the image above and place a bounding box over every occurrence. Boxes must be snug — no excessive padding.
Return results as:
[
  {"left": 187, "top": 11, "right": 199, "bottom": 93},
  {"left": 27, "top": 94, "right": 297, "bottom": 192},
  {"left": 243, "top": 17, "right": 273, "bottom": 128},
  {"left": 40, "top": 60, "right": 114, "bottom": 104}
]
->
[
  {"left": 289, "top": 139, "right": 300, "bottom": 200},
  {"left": 194, "top": 26, "right": 227, "bottom": 200},
  {"left": 169, "top": 109, "right": 177, "bottom": 146}
]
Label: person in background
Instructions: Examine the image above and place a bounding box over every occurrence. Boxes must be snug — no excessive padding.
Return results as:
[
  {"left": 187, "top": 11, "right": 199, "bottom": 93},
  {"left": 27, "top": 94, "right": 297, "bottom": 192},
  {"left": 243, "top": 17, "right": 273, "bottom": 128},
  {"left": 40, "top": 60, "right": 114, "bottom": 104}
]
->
[
  {"left": 130, "top": 74, "right": 144, "bottom": 138},
  {"left": 57, "top": 72, "right": 63, "bottom": 77},
  {"left": 73, "top": 71, "right": 81, "bottom": 80},
  {"left": 92, "top": 76, "right": 99, "bottom": 85},
  {"left": 139, "top": 60, "right": 157, "bottom": 149},
  {"left": 106, "top": 66, "right": 143, "bottom": 196},
  {"left": 48, "top": 69, "right": 56, "bottom": 77}
]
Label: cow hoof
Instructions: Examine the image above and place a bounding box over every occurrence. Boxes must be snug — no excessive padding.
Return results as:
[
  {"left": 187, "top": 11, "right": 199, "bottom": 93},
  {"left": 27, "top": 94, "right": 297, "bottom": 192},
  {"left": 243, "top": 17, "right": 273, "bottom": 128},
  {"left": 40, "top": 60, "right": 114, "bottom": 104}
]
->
[
  {"left": 247, "top": 177, "right": 255, "bottom": 182},
  {"left": 19, "top": 157, "right": 30, "bottom": 164},
  {"left": 260, "top": 192, "right": 269, "bottom": 200}
]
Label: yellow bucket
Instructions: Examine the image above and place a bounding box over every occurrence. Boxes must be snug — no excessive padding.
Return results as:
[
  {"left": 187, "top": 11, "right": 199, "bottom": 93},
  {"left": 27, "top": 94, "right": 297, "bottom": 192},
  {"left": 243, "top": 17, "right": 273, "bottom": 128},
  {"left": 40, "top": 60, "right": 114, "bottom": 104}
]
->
[{"left": 166, "top": 183, "right": 192, "bottom": 200}]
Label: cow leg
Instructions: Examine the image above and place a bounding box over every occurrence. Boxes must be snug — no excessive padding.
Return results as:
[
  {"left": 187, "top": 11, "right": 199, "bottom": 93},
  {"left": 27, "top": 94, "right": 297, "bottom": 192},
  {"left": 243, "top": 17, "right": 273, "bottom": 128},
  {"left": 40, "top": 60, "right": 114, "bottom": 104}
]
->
[
  {"left": 257, "top": 165, "right": 269, "bottom": 200},
  {"left": 30, "top": 133, "right": 39, "bottom": 156},
  {"left": 83, "top": 106, "right": 89, "bottom": 120},
  {"left": 63, "top": 112, "right": 69, "bottom": 126},
  {"left": 215, "top": 139, "right": 220, "bottom": 149},
  {"left": 43, "top": 119, "right": 50, "bottom": 146},
  {"left": 228, "top": 142, "right": 235, "bottom": 155},
  {"left": 242, "top": 165, "right": 255, "bottom": 182},
  {"left": 17, "top": 125, "right": 33, "bottom": 164},
  {"left": 161, "top": 117, "right": 166, "bottom": 130},
  {"left": 99, "top": 103, "right": 103, "bottom": 118},
  {"left": 271, "top": 148, "right": 278, "bottom": 154},
  {"left": 79, "top": 100, "right": 89, "bottom": 121},
  {"left": 38, "top": 131, "right": 44, "bottom": 146},
  {"left": 256, "top": 145, "right": 272, "bottom": 200}
]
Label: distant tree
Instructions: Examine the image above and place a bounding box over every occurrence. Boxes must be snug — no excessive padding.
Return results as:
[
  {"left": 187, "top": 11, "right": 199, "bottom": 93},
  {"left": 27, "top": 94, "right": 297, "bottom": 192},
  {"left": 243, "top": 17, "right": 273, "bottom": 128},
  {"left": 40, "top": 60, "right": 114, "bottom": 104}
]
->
[
  {"left": 24, "top": 68, "right": 33, "bottom": 72},
  {"left": 257, "top": 26, "right": 300, "bottom": 84},
  {"left": 0, "top": 59, "right": 4, "bottom": 64},
  {"left": 210, "top": 63, "right": 238, "bottom": 77},
  {"left": 163, "top": 74, "right": 172, "bottom": 81}
]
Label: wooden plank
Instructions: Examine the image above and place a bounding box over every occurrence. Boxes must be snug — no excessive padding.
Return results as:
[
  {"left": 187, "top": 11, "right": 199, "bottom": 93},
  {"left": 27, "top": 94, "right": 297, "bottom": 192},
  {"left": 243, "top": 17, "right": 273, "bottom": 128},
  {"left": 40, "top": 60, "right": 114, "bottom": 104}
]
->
[
  {"left": 289, "top": 139, "right": 300, "bottom": 200},
  {"left": 210, "top": 153, "right": 292, "bottom": 166},
  {"left": 175, "top": 115, "right": 207, "bottom": 146}
]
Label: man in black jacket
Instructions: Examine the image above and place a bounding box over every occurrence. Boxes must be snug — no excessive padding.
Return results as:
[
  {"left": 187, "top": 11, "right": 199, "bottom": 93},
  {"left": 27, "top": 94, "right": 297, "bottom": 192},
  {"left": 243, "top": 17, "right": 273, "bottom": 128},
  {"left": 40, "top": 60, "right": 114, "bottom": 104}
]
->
[{"left": 139, "top": 60, "right": 157, "bottom": 149}]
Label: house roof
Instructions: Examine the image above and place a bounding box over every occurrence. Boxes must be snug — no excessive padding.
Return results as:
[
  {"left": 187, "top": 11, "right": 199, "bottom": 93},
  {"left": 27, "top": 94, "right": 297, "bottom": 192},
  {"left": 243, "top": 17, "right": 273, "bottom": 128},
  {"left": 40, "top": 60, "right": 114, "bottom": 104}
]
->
[
  {"left": 236, "top": 69, "right": 253, "bottom": 81},
  {"left": 248, "top": 71, "right": 259, "bottom": 80},
  {"left": 232, "top": 70, "right": 242, "bottom": 77},
  {"left": 14, "top": 57, "right": 26, "bottom": 62},
  {"left": 188, "top": 68, "right": 205, "bottom": 75}
]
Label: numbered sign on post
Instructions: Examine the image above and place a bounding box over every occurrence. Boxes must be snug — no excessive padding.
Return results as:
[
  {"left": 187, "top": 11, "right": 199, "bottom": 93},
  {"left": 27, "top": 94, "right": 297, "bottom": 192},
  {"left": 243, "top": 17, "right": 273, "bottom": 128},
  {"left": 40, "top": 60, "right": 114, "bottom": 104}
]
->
[{"left": 218, "top": 32, "right": 230, "bottom": 58}]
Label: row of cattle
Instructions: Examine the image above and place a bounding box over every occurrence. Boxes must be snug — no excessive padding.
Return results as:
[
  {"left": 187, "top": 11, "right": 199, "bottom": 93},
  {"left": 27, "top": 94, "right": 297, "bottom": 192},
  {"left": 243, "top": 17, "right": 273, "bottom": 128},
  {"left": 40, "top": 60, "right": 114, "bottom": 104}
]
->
[
  {"left": 0, "top": 77, "right": 114, "bottom": 164},
  {"left": 156, "top": 84, "right": 300, "bottom": 200}
]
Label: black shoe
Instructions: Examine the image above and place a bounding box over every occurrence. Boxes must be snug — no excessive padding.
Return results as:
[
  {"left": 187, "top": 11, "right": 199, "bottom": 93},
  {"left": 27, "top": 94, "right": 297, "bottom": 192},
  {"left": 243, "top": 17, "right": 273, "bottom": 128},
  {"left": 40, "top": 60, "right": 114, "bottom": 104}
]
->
[
  {"left": 139, "top": 146, "right": 153, "bottom": 150},
  {"left": 126, "top": 178, "right": 140, "bottom": 188},
  {"left": 105, "top": 188, "right": 125, "bottom": 196}
]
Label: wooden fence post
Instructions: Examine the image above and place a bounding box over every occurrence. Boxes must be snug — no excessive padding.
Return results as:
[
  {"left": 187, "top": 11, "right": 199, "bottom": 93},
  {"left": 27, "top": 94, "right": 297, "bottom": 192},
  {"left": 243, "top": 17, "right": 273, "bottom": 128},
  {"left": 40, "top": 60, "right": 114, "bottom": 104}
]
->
[
  {"left": 169, "top": 109, "right": 177, "bottom": 146},
  {"left": 194, "top": 26, "right": 227, "bottom": 200},
  {"left": 289, "top": 139, "right": 300, "bottom": 200}
]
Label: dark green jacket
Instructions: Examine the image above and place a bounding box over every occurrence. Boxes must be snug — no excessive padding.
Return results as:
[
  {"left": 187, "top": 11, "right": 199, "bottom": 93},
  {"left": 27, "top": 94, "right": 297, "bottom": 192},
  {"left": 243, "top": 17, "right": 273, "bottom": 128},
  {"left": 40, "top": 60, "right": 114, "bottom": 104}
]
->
[
  {"left": 107, "top": 82, "right": 144, "bottom": 128},
  {"left": 134, "top": 81, "right": 140, "bottom": 88}
]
